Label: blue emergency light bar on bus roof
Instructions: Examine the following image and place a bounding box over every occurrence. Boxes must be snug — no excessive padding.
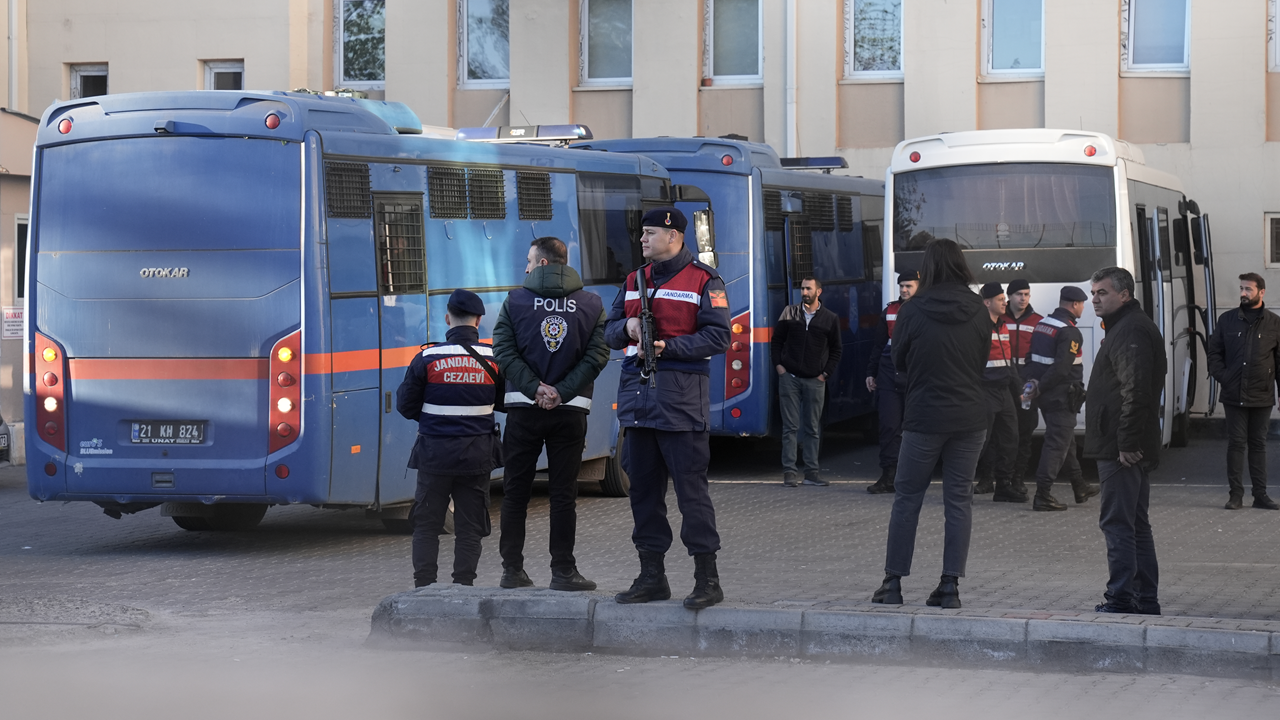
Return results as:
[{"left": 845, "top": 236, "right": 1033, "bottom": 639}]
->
[
  {"left": 779, "top": 156, "right": 849, "bottom": 171},
  {"left": 456, "top": 124, "right": 593, "bottom": 144}
]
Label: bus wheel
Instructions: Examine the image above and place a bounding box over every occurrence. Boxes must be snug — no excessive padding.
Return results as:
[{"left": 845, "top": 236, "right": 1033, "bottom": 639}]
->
[
  {"left": 1170, "top": 411, "right": 1190, "bottom": 448},
  {"left": 601, "top": 429, "right": 630, "bottom": 497}
]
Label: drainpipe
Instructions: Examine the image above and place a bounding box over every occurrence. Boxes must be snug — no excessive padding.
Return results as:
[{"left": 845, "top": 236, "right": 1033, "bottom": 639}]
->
[{"left": 783, "top": 0, "right": 797, "bottom": 158}]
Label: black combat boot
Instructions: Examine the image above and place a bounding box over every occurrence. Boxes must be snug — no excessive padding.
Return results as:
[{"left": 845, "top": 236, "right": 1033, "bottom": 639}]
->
[
  {"left": 867, "top": 466, "right": 896, "bottom": 494},
  {"left": 993, "top": 480, "right": 1029, "bottom": 503},
  {"left": 1033, "top": 488, "right": 1068, "bottom": 511},
  {"left": 925, "top": 574, "right": 961, "bottom": 609},
  {"left": 614, "top": 550, "right": 672, "bottom": 604},
  {"left": 973, "top": 477, "right": 995, "bottom": 494},
  {"left": 871, "top": 574, "right": 903, "bottom": 604},
  {"left": 1010, "top": 475, "right": 1030, "bottom": 498},
  {"left": 1073, "top": 482, "right": 1101, "bottom": 504},
  {"left": 683, "top": 553, "right": 724, "bottom": 610}
]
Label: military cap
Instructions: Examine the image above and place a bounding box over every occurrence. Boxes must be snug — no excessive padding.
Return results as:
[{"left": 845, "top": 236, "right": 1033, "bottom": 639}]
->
[
  {"left": 980, "top": 282, "right": 1004, "bottom": 299},
  {"left": 641, "top": 207, "right": 688, "bottom": 234},
  {"left": 897, "top": 269, "right": 920, "bottom": 284},
  {"left": 1006, "top": 278, "right": 1030, "bottom": 295},
  {"left": 1060, "top": 286, "right": 1088, "bottom": 302},
  {"left": 447, "top": 288, "right": 486, "bottom": 317}
]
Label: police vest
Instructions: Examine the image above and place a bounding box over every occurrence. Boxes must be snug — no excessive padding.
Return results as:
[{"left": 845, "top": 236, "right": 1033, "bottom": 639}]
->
[
  {"left": 416, "top": 342, "right": 498, "bottom": 437},
  {"left": 1025, "top": 310, "right": 1085, "bottom": 389},
  {"left": 623, "top": 260, "right": 714, "bottom": 373},
  {"left": 1003, "top": 307, "right": 1043, "bottom": 366},
  {"left": 503, "top": 286, "right": 603, "bottom": 412},
  {"left": 882, "top": 300, "right": 903, "bottom": 355},
  {"left": 983, "top": 321, "right": 1014, "bottom": 383}
]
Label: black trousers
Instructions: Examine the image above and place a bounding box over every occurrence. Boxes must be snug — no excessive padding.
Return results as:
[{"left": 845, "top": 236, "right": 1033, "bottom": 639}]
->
[
  {"left": 1035, "top": 408, "right": 1084, "bottom": 494},
  {"left": 976, "top": 383, "right": 1018, "bottom": 485},
  {"left": 1224, "top": 404, "right": 1271, "bottom": 499},
  {"left": 1097, "top": 459, "right": 1159, "bottom": 611},
  {"left": 411, "top": 470, "right": 491, "bottom": 587},
  {"left": 875, "top": 356, "right": 905, "bottom": 470},
  {"left": 1013, "top": 399, "right": 1040, "bottom": 481},
  {"left": 623, "top": 427, "right": 720, "bottom": 556},
  {"left": 499, "top": 407, "right": 588, "bottom": 572}
]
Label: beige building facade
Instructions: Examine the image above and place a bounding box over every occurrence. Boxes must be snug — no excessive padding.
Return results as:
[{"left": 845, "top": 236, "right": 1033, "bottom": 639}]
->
[{"left": 1, "top": 0, "right": 1278, "bottom": 450}]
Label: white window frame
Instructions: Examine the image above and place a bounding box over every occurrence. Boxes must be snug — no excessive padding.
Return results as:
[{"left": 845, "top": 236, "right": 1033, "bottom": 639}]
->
[
  {"left": 458, "top": 0, "right": 511, "bottom": 90},
  {"left": 203, "top": 60, "right": 245, "bottom": 91},
  {"left": 980, "top": 0, "right": 1044, "bottom": 80},
  {"left": 703, "top": 0, "right": 764, "bottom": 85},
  {"left": 14, "top": 214, "right": 28, "bottom": 302},
  {"left": 579, "top": 0, "right": 634, "bottom": 87},
  {"left": 1269, "top": 0, "right": 1280, "bottom": 72},
  {"left": 843, "top": 0, "right": 904, "bottom": 82},
  {"left": 69, "top": 64, "right": 108, "bottom": 99},
  {"left": 1121, "top": 0, "right": 1190, "bottom": 75},
  {"left": 333, "top": 0, "right": 386, "bottom": 91},
  {"left": 1265, "top": 213, "right": 1280, "bottom": 269}
]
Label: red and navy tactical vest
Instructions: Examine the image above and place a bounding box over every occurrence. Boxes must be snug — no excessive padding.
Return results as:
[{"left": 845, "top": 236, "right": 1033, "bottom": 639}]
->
[
  {"left": 983, "top": 319, "right": 1014, "bottom": 383},
  {"left": 502, "top": 286, "right": 603, "bottom": 412},
  {"left": 1003, "top": 306, "right": 1043, "bottom": 368},
  {"left": 882, "top": 300, "right": 903, "bottom": 355},
  {"left": 416, "top": 342, "right": 499, "bottom": 436},
  {"left": 623, "top": 260, "right": 715, "bottom": 374}
]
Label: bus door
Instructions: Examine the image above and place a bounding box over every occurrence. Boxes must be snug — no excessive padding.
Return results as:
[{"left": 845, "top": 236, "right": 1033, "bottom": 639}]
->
[
  {"left": 1135, "top": 204, "right": 1175, "bottom": 437},
  {"left": 1189, "top": 206, "right": 1219, "bottom": 413}
]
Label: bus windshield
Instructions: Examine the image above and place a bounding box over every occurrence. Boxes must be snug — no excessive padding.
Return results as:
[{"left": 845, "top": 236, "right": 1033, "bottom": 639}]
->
[
  {"left": 893, "top": 163, "right": 1116, "bottom": 252},
  {"left": 38, "top": 136, "right": 301, "bottom": 253}
]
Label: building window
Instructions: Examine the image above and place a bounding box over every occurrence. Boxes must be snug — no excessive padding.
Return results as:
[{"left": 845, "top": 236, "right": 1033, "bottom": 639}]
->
[
  {"left": 335, "top": 0, "right": 386, "bottom": 89},
  {"left": 1122, "top": 0, "right": 1189, "bottom": 73},
  {"left": 845, "top": 0, "right": 902, "bottom": 79},
  {"left": 70, "top": 64, "right": 108, "bottom": 99},
  {"left": 15, "top": 216, "right": 28, "bottom": 301},
  {"left": 1267, "top": 214, "right": 1280, "bottom": 268},
  {"left": 982, "top": 0, "right": 1043, "bottom": 77},
  {"left": 204, "top": 60, "right": 244, "bottom": 91},
  {"left": 460, "top": 0, "right": 510, "bottom": 89},
  {"left": 705, "top": 0, "right": 762, "bottom": 84},
  {"left": 581, "top": 0, "right": 632, "bottom": 85}
]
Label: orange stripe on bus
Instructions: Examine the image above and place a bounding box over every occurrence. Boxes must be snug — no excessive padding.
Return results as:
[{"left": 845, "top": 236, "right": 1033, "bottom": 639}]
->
[
  {"left": 752, "top": 328, "right": 773, "bottom": 342},
  {"left": 70, "top": 358, "right": 269, "bottom": 381}
]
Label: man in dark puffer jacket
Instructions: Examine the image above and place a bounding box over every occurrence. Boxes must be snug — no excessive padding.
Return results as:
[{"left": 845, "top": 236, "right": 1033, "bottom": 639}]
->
[{"left": 1207, "top": 272, "right": 1280, "bottom": 510}]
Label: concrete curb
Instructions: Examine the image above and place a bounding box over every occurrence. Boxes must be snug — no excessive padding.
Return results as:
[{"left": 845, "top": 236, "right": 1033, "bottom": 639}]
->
[{"left": 369, "top": 586, "right": 1280, "bottom": 680}]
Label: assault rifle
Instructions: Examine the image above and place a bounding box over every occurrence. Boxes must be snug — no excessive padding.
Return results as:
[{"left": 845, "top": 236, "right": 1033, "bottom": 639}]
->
[{"left": 635, "top": 264, "right": 658, "bottom": 387}]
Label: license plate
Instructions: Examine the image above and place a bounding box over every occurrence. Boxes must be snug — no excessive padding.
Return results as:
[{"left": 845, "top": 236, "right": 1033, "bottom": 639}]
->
[
  {"left": 0, "top": 434, "right": 7, "bottom": 448},
  {"left": 131, "top": 421, "right": 206, "bottom": 445}
]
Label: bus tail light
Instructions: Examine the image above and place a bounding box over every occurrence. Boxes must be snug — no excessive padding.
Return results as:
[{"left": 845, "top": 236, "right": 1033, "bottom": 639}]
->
[
  {"left": 58, "top": 118, "right": 72, "bottom": 134},
  {"left": 725, "top": 311, "right": 751, "bottom": 401},
  {"left": 909, "top": 151, "right": 921, "bottom": 163},
  {"left": 35, "top": 333, "right": 67, "bottom": 452},
  {"left": 269, "top": 330, "right": 302, "bottom": 454},
  {"left": 1084, "top": 145, "right": 1097, "bottom": 157}
]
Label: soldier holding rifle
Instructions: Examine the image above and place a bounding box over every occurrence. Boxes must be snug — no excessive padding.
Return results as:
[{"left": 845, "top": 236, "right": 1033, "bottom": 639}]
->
[{"left": 604, "top": 207, "right": 732, "bottom": 610}]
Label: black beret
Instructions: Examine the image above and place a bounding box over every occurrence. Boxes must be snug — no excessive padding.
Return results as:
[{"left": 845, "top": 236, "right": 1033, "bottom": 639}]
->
[
  {"left": 446, "top": 288, "right": 486, "bottom": 316},
  {"left": 897, "top": 269, "right": 920, "bottom": 284},
  {"left": 980, "top": 282, "right": 1004, "bottom": 299},
  {"left": 641, "top": 207, "right": 687, "bottom": 234},
  {"left": 1006, "top": 278, "right": 1030, "bottom": 295},
  {"left": 1060, "top": 286, "right": 1088, "bottom": 302}
]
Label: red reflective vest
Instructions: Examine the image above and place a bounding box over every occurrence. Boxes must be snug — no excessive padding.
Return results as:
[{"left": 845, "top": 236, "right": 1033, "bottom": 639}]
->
[
  {"left": 1003, "top": 307, "right": 1043, "bottom": 367},
  {"left": 885, "top": 300, "right": 903, "bottom": 346},
  {"left": 983, "top": 321, "right": 1014, "bottom": 382},
  {"left": 622, "top": 261, "right": 713, "bottom": 356}
]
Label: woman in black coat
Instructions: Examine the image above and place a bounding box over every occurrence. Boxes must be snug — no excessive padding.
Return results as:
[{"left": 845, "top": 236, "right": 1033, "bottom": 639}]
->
[{"left": 873, "top": 239, "right": 990, "bottom": 608}]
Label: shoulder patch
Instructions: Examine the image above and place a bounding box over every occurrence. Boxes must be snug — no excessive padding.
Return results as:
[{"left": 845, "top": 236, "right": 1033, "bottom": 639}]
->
[
  {"left": 709, "top": 289, "right": 728, "bottom": 308},
  {"left": 1069, "top": 340, "right": 1080, "bottom": 355}
]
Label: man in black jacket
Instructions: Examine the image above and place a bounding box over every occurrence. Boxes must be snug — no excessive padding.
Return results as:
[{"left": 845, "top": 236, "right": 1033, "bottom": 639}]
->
[
  {"left": 1207, "top": 272, "right": 1280, "bottom": 510},
  {"left": 1085, "top": 267, "right": 1165, "bottom": 615},
  {"left": 772, "top": 275, "right": 843, "bottom": 487}
]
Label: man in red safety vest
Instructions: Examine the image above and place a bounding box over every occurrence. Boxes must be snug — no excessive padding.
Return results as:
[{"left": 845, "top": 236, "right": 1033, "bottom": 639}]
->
[{"left": 1002, "top": 278, "right": 1042, "bottom": 496}]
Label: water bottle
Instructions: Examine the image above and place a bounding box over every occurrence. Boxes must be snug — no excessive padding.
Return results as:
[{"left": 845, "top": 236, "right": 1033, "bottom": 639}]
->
[{"left": 1021, "top": 382, "right": 1034, "bottom": 410}]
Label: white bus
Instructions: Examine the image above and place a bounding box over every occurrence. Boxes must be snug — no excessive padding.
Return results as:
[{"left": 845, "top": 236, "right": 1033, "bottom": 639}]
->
[{"left": 883, "top": 129, "right": 1218, "bottom": 446}]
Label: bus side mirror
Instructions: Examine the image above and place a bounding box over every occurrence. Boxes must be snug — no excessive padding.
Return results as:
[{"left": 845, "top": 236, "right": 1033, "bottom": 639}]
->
[
  {"left": 693, "top": 209, "right": 717, "bottom": 268},
  {"left": 1189, "top": 216, "right": 1207, "bottom": 265}
]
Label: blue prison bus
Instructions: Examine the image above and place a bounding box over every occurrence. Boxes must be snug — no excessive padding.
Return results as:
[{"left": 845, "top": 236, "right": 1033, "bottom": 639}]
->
[
  {"left": 571, "top": 137, "right": 886, "bottom": 434},
  {"left": 25, "top": 91, "right": 678, "bottom": 530}
]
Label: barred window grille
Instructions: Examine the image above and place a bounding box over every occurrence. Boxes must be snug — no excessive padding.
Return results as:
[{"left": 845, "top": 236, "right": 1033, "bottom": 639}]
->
[
  {"left": 789, "top": 216, "right": 813, "bottom": 287},
  {"left": 324, "top": 161, "right": 372, "bottom": 218},
  {"left": 806, "top": 192, "right": 835, "bottom": 231},
  {"left": 427, "top": 166, "right": 469, "bottom": 219},
  {"left": 763, "top": 189, "right": 785, "bottom": 231},
  {"left": 376, "top": 197, "right": 426, "bottom": 295},
  {"left": 837, "top": 195, "right": 855, "bottom": 232},
  {"left": 517, "top": 171, "right": 554, "bottom": 220},
  {"left": 468, "top": 168, "right": 507, "bottom": 219}
]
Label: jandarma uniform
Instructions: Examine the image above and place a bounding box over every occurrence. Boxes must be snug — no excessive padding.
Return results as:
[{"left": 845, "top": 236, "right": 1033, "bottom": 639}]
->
[
  {"left": 974, "top": 282, "right": 1024, "bottom": 502},
  {"left": 396, "top": 289, "right": 500, "bottom": 588},
  {"left": 1001, "top": 277, "right": 1044, "bottom": 487},
  {"left": 866, "top": 269, "right": 919, "bottom": 491}
]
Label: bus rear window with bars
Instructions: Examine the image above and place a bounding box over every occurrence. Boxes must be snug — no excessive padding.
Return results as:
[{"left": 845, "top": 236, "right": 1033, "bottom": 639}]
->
[
  {"left": 427, "top": 166, "right": 469, "bottom": 219},
  {"left": 837, "top": 196, "right": 855, "bottom": 232},
  {"left": 468, "top": 168, "right": 507, "bottom": 219},
  {"left": 325, "top": 161, "right": 372, "bottom": 218},
  {"left": 806, "top": 192, "right": 835, "bottom": 231},
  {"left": 789, "top": 216, "right": 813, "bottom": 287},
  {"left": 375, "top": 196, "right": 425, "bottom": 295},
  {"left": 763, "top": 189, "right": 785, "bottom": 231},
  {"left": 517, "top": 171, "right": 554, "bottom": 220}
]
